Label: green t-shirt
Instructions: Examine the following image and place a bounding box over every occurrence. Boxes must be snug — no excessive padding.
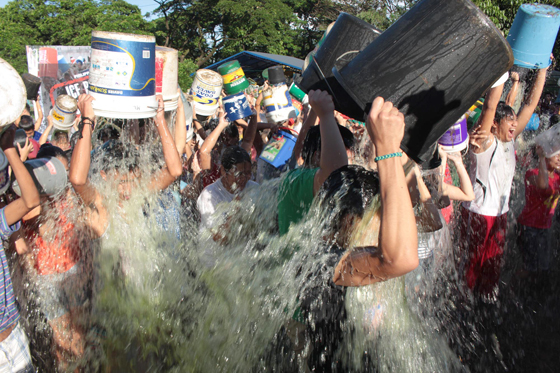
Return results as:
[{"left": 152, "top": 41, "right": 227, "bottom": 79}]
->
[{"left": 277, "top": 167, "right": 319, "bottom": 235}]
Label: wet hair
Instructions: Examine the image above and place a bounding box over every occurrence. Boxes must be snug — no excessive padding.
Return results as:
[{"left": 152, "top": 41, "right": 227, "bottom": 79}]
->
[
  {"left": 99, "top": 140, "right": 140, "bottom": 173},
  {"left": 37, "top": 144, "right": 68, "bottom": 162},
  {"left": 221, "top": 145, "right": 251, "bottom": 172},
  {"left": 318, "top": 165, "right": 380, "bottom": 233},
  {"left": 224, "top": 123, "right": 239, "bottom": 141},
  {"left": 494, "top": 102, "right": 516, "bottom": 125},
  {"left": 301, "top": 124, "right": 355, "bottom": 167},
  {"left": 97, "top": 126, "right": 120, "bottom": 142},
  {"left": 52, "top": 131, "right": 69, "bottom": 144},
  {"left": 19, "top": 115, "right": 34, "bottom": 131}
]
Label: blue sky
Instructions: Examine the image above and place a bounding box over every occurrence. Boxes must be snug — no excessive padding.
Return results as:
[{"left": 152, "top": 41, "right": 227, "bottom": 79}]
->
[{"left": 0, "top": 0, "right": 160, "bottom": 18}]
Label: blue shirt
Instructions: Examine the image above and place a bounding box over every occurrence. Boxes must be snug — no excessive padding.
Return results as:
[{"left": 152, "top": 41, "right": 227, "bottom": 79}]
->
[{"left": 0, "top": 207, "right": 21, "bottom": 333}]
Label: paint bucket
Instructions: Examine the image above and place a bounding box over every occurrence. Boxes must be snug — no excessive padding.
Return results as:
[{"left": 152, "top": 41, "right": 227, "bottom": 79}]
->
[
  {"left": 218, "top": 60, "right": 249, "bottom": 95},
  {"left": 289, "top": 82, "right": 307, "bottom": 102},
  {"left": 299, "top": 12, "right": 381, "bottom": 116},
  {"left": 525, "top": 113, "right": 540, "bottom": 131},
  {"left": 0, "top": 149, "right": 10, "bottom": 195},
  {"left": 21, "top": 73, "right": 42, "bottom": 100},
  {"left": 0, "top": 57, "right": 27, "bottom": 128},
  {"left": 332, "top": 0, "right": 513, "bottom": 163},
  {"left": 535, "top": 123, "right": 560, "bottom": 158},
  {"left": 262, "top": 84, "right": 297, "bottom": 124},
  {"left": 38, "top": 47, "right": 58, "bottom": 78},
  {"left": 11, "top": 157, "right": 68, "bottom": 197},
  {"left": 267, "top": 66, "right": 286, "bottom": 85},
  {"left": 89, "top": 31, "right": 157, "bottom": 119},
  {"left": 155, "top": 46, "right": 179, "bottom": 111},
  {"left": 189, "top": 69, "right": 223, "bottom": 117},
  {"left": 223, "top": 92, "right": 253, "bottom": 122},
  {"left": 51, "top": 94, "right": 78, "bottom": 131},
  {"left": 180, "top": 90, "right": 194, "bottom": 141},
  {"left": 506, "top": 4, "right": 560, "bottom": 69},
  {"left": 438, "top": 116, "right": 468, "bottom": 152},
  {"left": 259, "top": 128, "right": 297, "bottom": 168}
]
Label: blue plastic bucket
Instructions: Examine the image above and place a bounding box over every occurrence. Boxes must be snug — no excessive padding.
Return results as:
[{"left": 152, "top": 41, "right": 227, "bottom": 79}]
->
[
  {"left": 525, "top": 113, "right": 540, "bottom": 131},
  {"left": 506, "top": 4, "right": 560, "bottom": 68},
  {"left": 89, "top": 31, "right": 157, "bottom": 119},
  {"left": 223, "top": 92, "right": 252, "bottom": 122},
  {"left": 259, "top": 128, "right": 297, "bottom": 168}
]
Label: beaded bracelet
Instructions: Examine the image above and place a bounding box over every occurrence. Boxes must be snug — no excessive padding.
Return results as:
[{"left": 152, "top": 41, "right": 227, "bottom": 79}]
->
[{"left": 374, "top": 152, "right": 403, "bottom": 162}]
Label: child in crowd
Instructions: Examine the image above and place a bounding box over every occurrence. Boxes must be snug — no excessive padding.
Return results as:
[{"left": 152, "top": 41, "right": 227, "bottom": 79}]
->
[
  {"left": 0, "top": 125, "right": 40, "bottom": 372},
  {"left": 16, "top": 116, "right": 40, "bottom": 159},
  {"left": 517, "top": 145, "right": 560, "bottom": 283},
  {"left": 462, "top": 64, "right": 548, "bottom": 297}
]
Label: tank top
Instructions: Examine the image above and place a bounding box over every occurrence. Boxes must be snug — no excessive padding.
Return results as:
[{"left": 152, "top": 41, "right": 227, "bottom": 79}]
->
[{"left": 463, "top": 137, "right": 516, "bottom": 216}]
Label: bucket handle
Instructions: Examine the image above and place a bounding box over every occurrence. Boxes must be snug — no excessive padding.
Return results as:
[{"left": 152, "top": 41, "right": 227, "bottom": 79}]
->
[
  {"left": 311, "top": 55, "right": 342, "bottom": 107},
  {"left": 278, "top": 126, "right": 299, "bottom": 136}
]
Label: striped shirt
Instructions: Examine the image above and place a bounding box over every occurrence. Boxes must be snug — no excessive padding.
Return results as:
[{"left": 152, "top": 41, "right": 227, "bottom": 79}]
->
[{"left": 0, "top": 207, "right": 21, "bottom": 334}]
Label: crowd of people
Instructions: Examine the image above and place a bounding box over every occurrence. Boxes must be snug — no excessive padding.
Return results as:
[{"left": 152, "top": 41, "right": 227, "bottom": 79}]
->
[{"left": 0, "top": 53, "right": 558, "bottom": 372}]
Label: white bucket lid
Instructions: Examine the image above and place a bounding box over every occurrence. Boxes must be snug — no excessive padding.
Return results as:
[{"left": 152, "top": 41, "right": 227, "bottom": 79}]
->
[{"left": 0, "top": 58, "right": 26, "bottom": 127}]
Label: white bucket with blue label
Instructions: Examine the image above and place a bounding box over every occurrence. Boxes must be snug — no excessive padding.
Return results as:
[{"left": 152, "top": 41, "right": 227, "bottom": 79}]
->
[
  {"left": 438, "top": 116, "right": 468, "bottom": 152},
  {"left": 89, "top": 31, "right": 157, "bottom": 119},
  {"left": 263, "top": 84, "right": 297, "bottom": 124},
  {"left": 190, "top": 69, "right": 223, "bottom": 117},
  {"left": 223, "top": 92, "right": 253, "bottom": 122}
]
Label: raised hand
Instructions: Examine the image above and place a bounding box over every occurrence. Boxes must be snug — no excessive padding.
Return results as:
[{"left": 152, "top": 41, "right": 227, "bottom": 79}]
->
[
  {"left": 308, "top": 90, "right": 334, "bottom": 119},
  {"left": 366, "top": 97, "right": 405, "bottom": 156}
]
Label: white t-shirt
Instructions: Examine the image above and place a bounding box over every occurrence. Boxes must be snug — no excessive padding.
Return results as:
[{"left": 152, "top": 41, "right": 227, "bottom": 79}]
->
[
  {"left": 197, "top": 178, "right": 259, "bottom": 229},
  {"left": 463, "top": 137, "right": 516, "bottom": 216}
]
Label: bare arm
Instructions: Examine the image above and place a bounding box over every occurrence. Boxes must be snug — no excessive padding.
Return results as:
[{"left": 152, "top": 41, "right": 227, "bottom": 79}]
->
[
  {"left": 441, "top": 151, "right": 475, "bottom": 201},
  {"left": 174, "top": 89, "right": 187, "bottom": 156},
  {"left": 149, "top": 96, "right": 183, "bottom": 191},
  {"left": 505, "top": 72, "right": 520, "bottom": 107},
  {"left": 39, "top": 115, "right": 54, "bottom": 146},
  {"left": 290, "top": 109, "right": 318, "bottom": 167},
  {"left": 1, "top": 127, "right": 40, "bottom": 226},
  {"left": 198, "top": 110, "right": 228, "bottom": 171},
  {"left": 333, "top": 97, "right": 418, "bottom": 286},
  {"left": 473, "top": 83, "right": 504, "bottom": 153},
  {"left": 308, "top": 90, "right": 348, "bottom": 195},
  {"left": 515, "top": 67, "right": 548, "bottom": 137},
  {"left": 33, "top": 96, "right": 43, "bottom": 131},
  {"left": 534, "top": 146, "right": 549, "bottom": 190},
  {"left": 240, "top": 90, "right": 262, "bottom": 154}
]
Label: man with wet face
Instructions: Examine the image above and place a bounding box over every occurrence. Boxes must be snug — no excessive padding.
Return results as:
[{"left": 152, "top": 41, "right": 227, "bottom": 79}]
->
[{"left": 197, "top": 145, "right": 258, "bottom": 230}]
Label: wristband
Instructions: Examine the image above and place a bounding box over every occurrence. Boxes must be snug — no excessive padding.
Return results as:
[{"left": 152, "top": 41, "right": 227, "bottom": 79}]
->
[{"left": 374, "top": 152, "right": 403, "bottom": 162}]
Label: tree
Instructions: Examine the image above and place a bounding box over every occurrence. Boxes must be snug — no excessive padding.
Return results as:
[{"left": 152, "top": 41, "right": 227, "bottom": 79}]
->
[{"left": 0, "top": 0, "right": 151, "bottom": 74}]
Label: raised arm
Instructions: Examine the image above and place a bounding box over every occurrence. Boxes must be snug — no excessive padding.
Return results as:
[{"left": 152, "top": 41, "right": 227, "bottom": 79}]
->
[
  {"left": 441, "top": 150, "right": 475, "bottom": 201},
  {"left": 290, "top": 108, "right": 318, "bottom": 168},
  {"left": 39, "top": 115, "right": 54, "bottom": 146},
  {"left": 174, "top": 89, "right": 187, "bottom": 156},
  {"left": 198, "top": 110, "right": 228, "bottom": 171},
  {"left": 1, "top": 126, "right": 40, "bottom": 226},
  {"left": 515, "top": 66, "right": 548, "bottom": 137},
  {"left": 149, "top": 96, "right": 183, "bottom": 191},
  {"left": 534, "top": 146, "right": 549, "bottom": 190},
  {"left": 505, "top": 72, "right": 520, "bottom": 107},
  {"left": 309, "top": 90, "right": 348, "bottom": 195},
  {"left": 333, "top": 97, "right": 418, "bottom": 286},
  {"left": 33, "top": 96, "right": 43, "bottom": 131}
]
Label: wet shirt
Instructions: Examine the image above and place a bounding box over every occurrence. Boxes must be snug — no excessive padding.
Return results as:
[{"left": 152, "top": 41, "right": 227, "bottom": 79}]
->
[
  {"left": 463, "top": 137, "right": 516, "bottom": 216},
  {"left": 277, "top": 168, "right": 318, "bottom": 235},
  {"left": 0, "top": 207, "right": 21, "bottom": 333},
  {"left": 518, "top": 169, "right": 560, "bottom": 229}
]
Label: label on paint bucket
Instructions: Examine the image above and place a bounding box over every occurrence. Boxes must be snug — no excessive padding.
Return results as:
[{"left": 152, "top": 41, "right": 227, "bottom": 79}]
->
[
  {"left": 438, "top": 118, "right": 468, "bottom": 151},
  {"left": 261, "top": 136, "right": 287, "bottom": 162},
  {"left": 89, "top": 36, "right": 155, "bottom": 97},
  {"left": 223, "top": 93, "right": 253, "bottom": 122}
]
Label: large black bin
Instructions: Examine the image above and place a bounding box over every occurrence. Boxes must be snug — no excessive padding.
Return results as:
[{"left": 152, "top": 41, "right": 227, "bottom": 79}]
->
[
  {"left": 299, "top": 12, "right": 381, "bottom": 114},
  {"left": 333, "top": 0, "right": 514, "bottom": 163}
]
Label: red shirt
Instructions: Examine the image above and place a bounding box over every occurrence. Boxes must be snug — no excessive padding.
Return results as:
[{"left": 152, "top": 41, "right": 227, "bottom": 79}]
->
[
  {"left": 517, "top": 169, "right": 560, "bottom": 229},
  {"left": 441, "top": 165, "right": 454, "bottom": 224}
]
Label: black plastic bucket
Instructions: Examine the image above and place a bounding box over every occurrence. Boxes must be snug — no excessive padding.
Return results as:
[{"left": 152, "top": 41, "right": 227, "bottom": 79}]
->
[
  {"left": 333, "top": 0, "right": 513, "bottom": 163},
  {"left": 298, "top": 12, "right": 381, "bottom": 113},
  {"left": 267, "top": 66, "right": 286, "bottom": 85},
  {"left": 21, "top": 73, "right": 42, "bottom": 101}
]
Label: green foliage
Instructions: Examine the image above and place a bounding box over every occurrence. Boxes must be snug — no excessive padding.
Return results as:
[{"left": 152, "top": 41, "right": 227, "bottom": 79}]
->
[
  {"left": 0, "top": 0, "right": 151, "bottom": 74},
  {"left": 178, "top": 59, "right": 198, "bottom": 90}
]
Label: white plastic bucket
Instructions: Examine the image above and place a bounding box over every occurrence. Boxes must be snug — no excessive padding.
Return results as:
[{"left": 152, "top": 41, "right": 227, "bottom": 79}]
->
[
  {"left": 12, "top": 157, "right": 68, "bottom": 196},
  {"left": 51, "top": 94, "right": 78, "bottom": 131},
  {"left": 438, "top": 116, "right": 469, "bottom": 152},
  {"left": 189, "top": 69, "right": 223, "bottom": 117},
  {"left": 89, "top": 31, "right": 157, "bottom": 119},
  {"left": 155, "top": 46, "right": 179, "bottom": 111},
  {"left": 535, "top": 123, "right": 560, "bottom": 158},
  {"left": 0, "top": 57, "right": 26, "bottom": 128},
  {"left": 263, "top": 84, "right": 297, "bottom": 124}
]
